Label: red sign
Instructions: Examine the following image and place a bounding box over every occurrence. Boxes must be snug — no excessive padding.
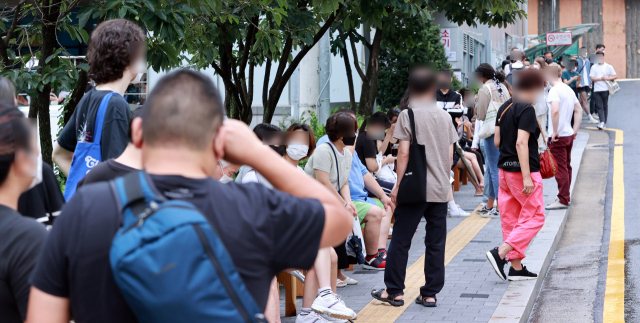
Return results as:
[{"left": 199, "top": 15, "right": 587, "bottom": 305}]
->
[{"left": 546, "top": 32, "right": 572, "bottom": 46}]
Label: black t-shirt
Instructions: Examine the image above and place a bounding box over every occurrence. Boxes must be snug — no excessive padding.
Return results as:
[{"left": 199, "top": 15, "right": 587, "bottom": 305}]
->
[
  {"left": 31, "top": 175, "right": 325, "bottom": 322},
  {"left": 495, "top": 99, "right": 541, "bottom": 173},
  {"left": 355, "top": 130, "right": 378, "bottom": 168},
  {"left": 57, "top": 89, "right": 131, "bottom": 161},
  {"left": 18, "top": 163, "right": 65, "bottom": 222},
  {"left": 77, "top": 159, "right": 136, "bottom": 188},
  {"left": 436, "top": 89, "right": 462, "bottom": 111},
  {"left": 0, "top": 205, "right": 48, "bottom": 322}
]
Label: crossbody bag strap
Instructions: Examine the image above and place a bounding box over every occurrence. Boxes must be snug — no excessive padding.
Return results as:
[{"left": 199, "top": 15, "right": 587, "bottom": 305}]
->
[
  {"left": 408, "top": 108, "right": 418, "bottom": 144},
  {"left": 497, "top": 103, "right": 514, "bottom": 124},
  {"left": 325, "top": 142, "right": 341, "bottom": 196}
]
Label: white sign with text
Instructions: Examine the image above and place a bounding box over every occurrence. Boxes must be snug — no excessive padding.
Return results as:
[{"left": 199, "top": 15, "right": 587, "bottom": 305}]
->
[{"left": 546, "top": 32, "right": 573, "bottom": 46}]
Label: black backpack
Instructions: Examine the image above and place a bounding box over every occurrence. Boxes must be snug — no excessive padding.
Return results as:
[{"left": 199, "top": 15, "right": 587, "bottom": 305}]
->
[{"left": 506, "top": 62, "right": 524, "bottom": 85}]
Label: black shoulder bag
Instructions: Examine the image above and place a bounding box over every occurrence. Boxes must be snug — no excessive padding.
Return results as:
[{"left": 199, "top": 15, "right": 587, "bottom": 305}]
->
[{"left": 397, "top": 109, "right": 427, "bottom": 204}]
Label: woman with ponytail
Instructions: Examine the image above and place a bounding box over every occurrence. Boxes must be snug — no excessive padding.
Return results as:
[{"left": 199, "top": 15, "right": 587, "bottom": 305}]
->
[{"left": 473, "top": 63, "right": 511, "bottom": 218}]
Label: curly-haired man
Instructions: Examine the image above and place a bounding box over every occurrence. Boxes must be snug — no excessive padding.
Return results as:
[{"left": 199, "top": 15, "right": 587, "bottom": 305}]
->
[{"left": 53, "top": 19, "right": 146, "bottom": 194}]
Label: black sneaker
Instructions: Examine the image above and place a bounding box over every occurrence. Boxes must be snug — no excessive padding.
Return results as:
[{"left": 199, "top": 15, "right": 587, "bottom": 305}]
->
[
  {"left": 486, "top": 247, "right": 507, "bottom": 281},
  {"left": 508, "top": 265, "right": 538, "bottom": 281},
  {"left": 476, "top": 205, "right": 491, "bottom": 215}
]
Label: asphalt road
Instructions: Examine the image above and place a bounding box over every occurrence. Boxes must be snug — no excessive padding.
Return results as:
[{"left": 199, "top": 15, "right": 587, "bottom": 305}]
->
[{"left": 530, "top": 80, "right": 640, "bottom": 322}]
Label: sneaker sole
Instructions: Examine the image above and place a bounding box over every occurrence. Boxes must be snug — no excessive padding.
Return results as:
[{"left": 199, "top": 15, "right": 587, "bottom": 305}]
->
[
  {"left": 362, "top": 265, "right": 385, "bottom": 271},
  {"left": 311, "top": 304, "right": 356, "bottom": 320},
  {"left": 486, "top": 251, "right": 506, "bottom": 281},
  {"left": 508, "top": 276, "right": 538, "bottom": 281}
]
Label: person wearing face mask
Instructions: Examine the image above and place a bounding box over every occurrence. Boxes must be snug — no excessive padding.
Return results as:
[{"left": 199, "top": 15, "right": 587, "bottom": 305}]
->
[
  {"left": 0, "top": 105, "right": 48, "bottom": 323},
  {"left": 575, "top": 47, "right": 598, "bottom": 123},
  {"left": 235, "top": 123, "right": 283, "bottom": 185},
  {"left": 487, "top": 68, "right": 546, "bottom": 282},
  {"left": 562, "top": 59, "right": 581, "bottom": 98},
  {"left": 53, "top": 19, "right": 146, "bottom": 200},
  {"left": 589, "top": 50, "right": 617, "bottom": 130},
  {"left": 306, "top": 112, "right": 388, "bottom": 272}
]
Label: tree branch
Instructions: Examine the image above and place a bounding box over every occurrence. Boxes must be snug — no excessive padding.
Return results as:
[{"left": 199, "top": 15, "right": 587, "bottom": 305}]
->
[
  {"left": 348, "top": 31, "right": 366, "bottom": 80},
  {"left": 3, "top": 0, "right": 27, "bottom": 49},
  {"left": 57, "top": 0, "right": 82, "bottom": 25},
  {"left": 239, "top": 16, "right": 259, "bottom": 73},
  {"left": 262, "top": 57, "right": 271, "bottom": 108}
]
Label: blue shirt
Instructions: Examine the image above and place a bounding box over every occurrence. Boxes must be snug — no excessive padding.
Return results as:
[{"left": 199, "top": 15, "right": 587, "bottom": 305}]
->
[
  {"left": 317, "top": 135, "right": 369, "bottom": 202},
  {"left": 562, "top": 70, "right": 580, "bottom": 88}
]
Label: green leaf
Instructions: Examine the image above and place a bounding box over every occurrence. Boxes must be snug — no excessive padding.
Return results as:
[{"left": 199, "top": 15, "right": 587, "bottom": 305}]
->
[
  {"left": 78, "top": 28, "right": 89, "bottom": 44},
  {"left": 156, "top": 10, "right": 168, "bottom": 22},
  {"left": 119, "top": 7, "right": 127, "bottom": 18},
  {"left": 142, "top": 0, "right": 156, "bottom": 11},
  {"left": 77, "top": 63, "right": 89, "bottom": 72},
  {"left": 76, "top": 7, "right": 94, "bottom": 29},
  {"left": 178, "top": 4, "right": 197, "bottom": 15}
]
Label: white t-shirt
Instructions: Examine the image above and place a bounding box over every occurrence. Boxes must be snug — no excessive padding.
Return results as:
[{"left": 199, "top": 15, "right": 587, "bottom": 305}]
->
[
  {"left": 504, "top": 61, "right": 524, "bottom": 75},
  {"left": 589, "top": 63, "right": 616, "bottom": 92},
  {"left": 547, "top": 82, "right": 579, "bottom": 137},
  {"left": 243, "top": 165, "right": 305, "bottom": 184}
]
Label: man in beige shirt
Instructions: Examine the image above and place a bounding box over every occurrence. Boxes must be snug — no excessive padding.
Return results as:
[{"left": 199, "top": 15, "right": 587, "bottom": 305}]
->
[{"left": 371, "top": 67, "right": 458, "bottom": 308}]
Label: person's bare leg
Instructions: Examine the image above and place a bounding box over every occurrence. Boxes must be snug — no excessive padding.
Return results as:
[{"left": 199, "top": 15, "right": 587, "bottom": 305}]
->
[
  {"left": 313, "top": 248, "right": 332, "bottom": 289},
  {"left": 464, "top": 153, "right": 484, "bottom": 187},
  {"left": 302, "top": 268, "right": 319, "bottom": 308},
  {"left": 487, "top": 197, "right": 495, "bottom": 209},
  {"left": 362, "top": 206, "right": 382, "bottom": 255},
  {"left": 337, "top": 269, "right": 347, "bottom": 281},
  {"left": 457, "top": 159, "right": 483, "bottom": 195},
  {"left": 510, "top": 258, "right": 523, "bottom": 270},
  {"left": 330, "top": 247, "right": 338, "bottom": 292},
  {"left": 378, "top": 206, "right": 393, "bottom": 249},
  {"left": 580, "top": 91, "right": 590, "bottom": 116},
  {"left": 264, "top": 277, "right": 282, "bottom": 323}
]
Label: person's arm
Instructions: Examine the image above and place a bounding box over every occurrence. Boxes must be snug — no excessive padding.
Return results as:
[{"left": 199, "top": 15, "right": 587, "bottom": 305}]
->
[
  {"left": 315, "top": 169, "right": 347, "bottom": 206},
  {"left": 573, "top": 102, "right": 583, "bottom": 137},
  {"left": 52, "top": 142, "right": 73, "bottom": 176},
  {"left": 471, "top": 119, "right": 483, "bottom": 150},
  {"left": 449, "top": 143, "right": 454, "bottom": 164},
  {"left": 389, "top": 140, "right": 409, "bottom": 205},
  {"left": 339, "top": 181, "right": 358, "bottom": 217},
  {"left": 475, "top": 86, "right": 490, "bottom": 121},
  {"left": 515, "top": 129, "right": 534, "bottom": 194},
  {"left": 494, "top": 126, "right": 501, "bottom": 147},
  {"left": 215, "top": 119, "right": 351, "bottom": 249},
  {"left": 362, "top": 173, "right": 395, "bottom": 212},
  {"left": 25, "top": 287, "right": 70, "bottom": 323},
  {"left": 550, "top": 100, "right": 560, "bottom": 142},
  {"left": 377, "top": 123, "right": 395, "bottom": 153},
  {"left": 364, "top": 157, "right": 379, "bottom": 172}
]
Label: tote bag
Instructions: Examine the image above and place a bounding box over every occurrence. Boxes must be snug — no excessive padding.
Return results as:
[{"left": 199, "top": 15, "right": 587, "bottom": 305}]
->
[
  {"left": 478, "top": 84, "right": 499, "bottom": 139},
  {"left": 396, "top": 109, "right": 427, "bottom": 204}
]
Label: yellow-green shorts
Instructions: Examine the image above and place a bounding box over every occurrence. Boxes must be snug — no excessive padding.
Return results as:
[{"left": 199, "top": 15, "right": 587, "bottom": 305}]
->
[{"left": 353, "top": 198, "right": 384, "bottom": 229}]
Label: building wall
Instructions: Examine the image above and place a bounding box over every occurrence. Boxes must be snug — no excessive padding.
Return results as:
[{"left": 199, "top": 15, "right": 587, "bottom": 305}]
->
[
  {"left": 626, "top": 0, "right": 640, "bottom": 78},
  {"left": 603, "top": 0, "right": 626, "bottom": 78},
  {"left": 528, "top": 0, "right": 539, "bottom": 36}
]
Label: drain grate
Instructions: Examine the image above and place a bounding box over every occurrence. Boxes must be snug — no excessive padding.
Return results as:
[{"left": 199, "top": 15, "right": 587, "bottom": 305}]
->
[{"left": 460, "top": 293, "right": 490, "bottom": 298}]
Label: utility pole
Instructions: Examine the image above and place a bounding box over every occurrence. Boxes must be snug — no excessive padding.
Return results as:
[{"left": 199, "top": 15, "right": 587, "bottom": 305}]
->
[{"left": 317, "top": 23, "right": 331, "bottom": 125}]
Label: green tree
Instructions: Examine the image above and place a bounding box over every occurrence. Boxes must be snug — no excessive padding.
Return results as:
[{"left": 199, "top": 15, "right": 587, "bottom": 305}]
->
[
  {"left": 376, "top": 13, "right": 458, "bottom": 111},
  {"left": 337, "top": 0, "right": 526, "bottom": 117}
]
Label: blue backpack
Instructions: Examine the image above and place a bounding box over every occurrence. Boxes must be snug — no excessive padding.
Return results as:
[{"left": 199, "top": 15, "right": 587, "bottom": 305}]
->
[
  {"left": 63, "top": 92, "right": 117, "bottom": 200},
  {"left": 109, "top": 171, "right": 265, "bottom": 323}
]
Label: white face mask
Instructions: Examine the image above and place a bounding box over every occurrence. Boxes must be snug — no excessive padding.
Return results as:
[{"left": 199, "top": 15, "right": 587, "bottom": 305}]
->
[
  {"left": 532, "top": 64, "right": 540, "bottom": 70},
  {"left": 131, "top": 60, "right": 146, "bottom": 84},
  {"left": 286, "top": 144, "right": 309, "bottom": 161},
  {"left": 218, "top": 159, "right": 233, "bottom": 183},
  {"left": 28, "top": 151, "right": 43, "bottom": 189}
]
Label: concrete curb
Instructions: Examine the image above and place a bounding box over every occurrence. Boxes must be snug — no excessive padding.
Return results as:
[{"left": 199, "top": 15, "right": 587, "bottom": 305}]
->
[{"left": 488, "top": 132, "right": 590, "bottom": 323}]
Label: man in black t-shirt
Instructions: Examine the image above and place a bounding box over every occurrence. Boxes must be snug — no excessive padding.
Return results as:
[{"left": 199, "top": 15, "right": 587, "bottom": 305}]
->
[
  {"left": 435, "top": 68, "right": 462, "bottom": 112},
  {"left": 27, "top": 69, "right": 352, "bottom": 323},
  {"left": 52, "top": 19, "right": 147, "bottom": 180}
]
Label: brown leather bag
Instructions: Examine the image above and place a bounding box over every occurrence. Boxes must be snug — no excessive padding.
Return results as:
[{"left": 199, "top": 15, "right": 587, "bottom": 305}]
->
[{"left": 498, "top": 103, "right": 557, "bottom": 179}]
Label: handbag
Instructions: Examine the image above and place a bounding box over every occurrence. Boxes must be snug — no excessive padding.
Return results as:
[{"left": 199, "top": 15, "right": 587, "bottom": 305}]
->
[
  {"left": 498, "top": 103, "right": 557, "bottom": 179},
  {"left": 345, "top": 216, "right": 366, "bottom": 264},
  {"left": 375, "top": 152, "right": 397, "bottom": 183},
  {"left": 478, "top": 84, "right": 499, "bottom": 139},
  {"left": 396, "top": 109, "right": 427, "bottom": 204},
  {"left": 606, "top": 80, "right": 620, "bottom": 95}
]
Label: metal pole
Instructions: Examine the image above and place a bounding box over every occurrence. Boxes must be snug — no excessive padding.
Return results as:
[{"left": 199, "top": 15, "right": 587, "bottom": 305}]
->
[
  {"left": 552, "top": 0, "right": 556, "bottom": 31},
  {"left": 290, "top": 64, "right": 300, "bottom": 121}
]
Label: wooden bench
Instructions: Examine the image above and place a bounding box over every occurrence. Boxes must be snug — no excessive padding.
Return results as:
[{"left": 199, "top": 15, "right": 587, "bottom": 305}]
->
[
  {"left": 452, "top": 167, "right": 469, "bottom": 192},
  {"left": 277, "top": 271, "right": 304, "bottom": 316}
]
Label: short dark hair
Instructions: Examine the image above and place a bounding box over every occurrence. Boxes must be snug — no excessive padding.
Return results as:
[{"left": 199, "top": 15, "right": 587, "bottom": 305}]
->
[
  {"left": 334, "top": 108, "right": 356, "bottom": 118},
  {"left": 408, "top": 68, "right": 437, "bottom": 96},
  {"left": 0, "top": 76, "right": 15, "bottom": 106},
  {"left": 286, "top": 123, "right": 316, "bottom": 159},
  {"left": 87, "top": 19, "right": 145, "bottom": 84},
  {"left": 399, "top": 89, "right": 410, "bottom": 110},
  {"left": 544, "top": 51, "right": 553, "bottom": 57},
  {"left": 143, "top": 69, "right": 224, "bottom": 150},
  {"left": 596, "top": 44, "right": 605, "bottom": 50},
  {"left": 326, "top": 112, "right": 357, "bottom": 142},
  {"left": 513, "top": 69, "right": 545, "bottom": 91},
  {"left": 127, "top": 106, "right": 145, "bottom": 142},
  {"left": 0, "top": 104, "right": 31, "bottom": 185},
  {"left": 360, "top": 111, "right": 391, "bottom": 132},
  {"left": 595, "top": 50, "right": 605, "bottom": 56},
  {"left": 387, "top": 107, "right": 402, "bottom": 120},
  {"left": 253, "top": 123, "right": 281, "bottom": 142},
  {"left": 439, "top": 68, "right": 452, "bottom": 76},
  {"left": 524, "top": 57, "right": 531, "bottom": 63}
]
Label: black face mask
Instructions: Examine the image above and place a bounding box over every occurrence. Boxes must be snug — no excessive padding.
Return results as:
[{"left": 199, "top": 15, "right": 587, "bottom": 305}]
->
[
  {"left": 342, "top": 136, "right": 356, "bottom": 146},
  {"left": 269, "top": 145, "right": 286, "bottom": 156}
]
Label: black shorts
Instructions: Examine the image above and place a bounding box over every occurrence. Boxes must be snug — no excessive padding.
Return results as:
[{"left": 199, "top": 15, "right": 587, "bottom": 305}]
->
[{"left": 576, "top": 86, "right": 589, "bottom": 93}]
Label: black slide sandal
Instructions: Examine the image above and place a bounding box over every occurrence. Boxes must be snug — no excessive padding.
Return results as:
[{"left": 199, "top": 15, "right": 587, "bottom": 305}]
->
[
  {"left": 415, "top": 295, "right": 437, "bottom": 307},
  {"left": 371, "top": 289, "right": 405, "bottom": 306}
]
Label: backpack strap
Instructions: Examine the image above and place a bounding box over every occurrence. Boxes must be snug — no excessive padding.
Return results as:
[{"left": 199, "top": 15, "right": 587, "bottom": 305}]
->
[
  {"left": 110, "top": 171, "right": 166, "bottom": 228},
  {"left": 92, "top": 92, "right": 119, "bottom": 145},
  {"left": 407, "top": 108, "right": 418, "bottom": 144}
]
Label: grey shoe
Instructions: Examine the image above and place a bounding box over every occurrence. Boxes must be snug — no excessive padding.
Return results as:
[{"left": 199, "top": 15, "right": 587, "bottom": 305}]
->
[
  {"left": 476, "top": 205, "right": 491, "bottom": 215},
  {"left": 481, "top": 208, "right": 500, "bottom": 219}
]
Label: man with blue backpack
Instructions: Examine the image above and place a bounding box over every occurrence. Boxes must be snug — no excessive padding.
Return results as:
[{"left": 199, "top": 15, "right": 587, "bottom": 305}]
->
[
  {"left": 52, "top": 19, "right": 147, "bottom": 200},
  {"left": 26, "top": 69, "right": 353, "bottom": 323}
]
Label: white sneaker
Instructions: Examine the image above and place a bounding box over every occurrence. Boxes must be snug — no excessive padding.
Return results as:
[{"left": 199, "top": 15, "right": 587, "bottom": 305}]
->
[
  {"left": 481, "top": 208, "right": 500, "bottom": 218},
  {"left": 598, "top": 122, "right": 604, "bottom": 130},
  {"left": 321, "top": 314, "right": 348, "bottom": 322},
  {"left": 546, "top": 198, "right": 569, "bottom": 210},
  {"left": 593, "top": 114, "right": 600, "bottom": 120},
  {"left": 311, "top": 292, "right": 356, "bottom": 320},
  {"left": 296, "top": 311, "right": 329, "bottom": 323},
  {"left": 449, "top": 207, "right": 470, "bottom": 217},
  {"left": 587, "top": 115, "right": 599, "bottom": 123}
]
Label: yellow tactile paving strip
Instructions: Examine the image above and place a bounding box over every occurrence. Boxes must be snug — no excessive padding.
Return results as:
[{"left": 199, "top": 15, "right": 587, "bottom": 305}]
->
[{"left": 356, "top": 206, "right": 491, "bottom": 322}]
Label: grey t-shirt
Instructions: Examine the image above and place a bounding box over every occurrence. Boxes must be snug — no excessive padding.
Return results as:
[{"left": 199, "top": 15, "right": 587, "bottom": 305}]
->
[
  {"left": 393, "top": 103, "right": 459, "bottom": 202},
  {"left": 305, "top": 142, "right": 352, "bottom": 192}
]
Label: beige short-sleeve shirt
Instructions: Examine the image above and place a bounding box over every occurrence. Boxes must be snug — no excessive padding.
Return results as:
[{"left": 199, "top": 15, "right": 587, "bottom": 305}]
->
[
  {"left": 304, "top": 142, "right": 352, "bottom": 192},
  {"left": 393, "top": 103, "right": 459, "bottom": 202}
]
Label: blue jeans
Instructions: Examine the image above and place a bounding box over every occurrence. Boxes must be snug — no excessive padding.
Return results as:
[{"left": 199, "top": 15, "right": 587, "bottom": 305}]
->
[{"left": 483, "top": 135, "right": 500, "bottom": 200}]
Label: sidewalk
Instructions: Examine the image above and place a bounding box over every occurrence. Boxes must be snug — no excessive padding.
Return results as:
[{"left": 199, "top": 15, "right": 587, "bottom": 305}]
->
[{"left": 279, "top": 132, "right": 589, "bottom": 322}]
